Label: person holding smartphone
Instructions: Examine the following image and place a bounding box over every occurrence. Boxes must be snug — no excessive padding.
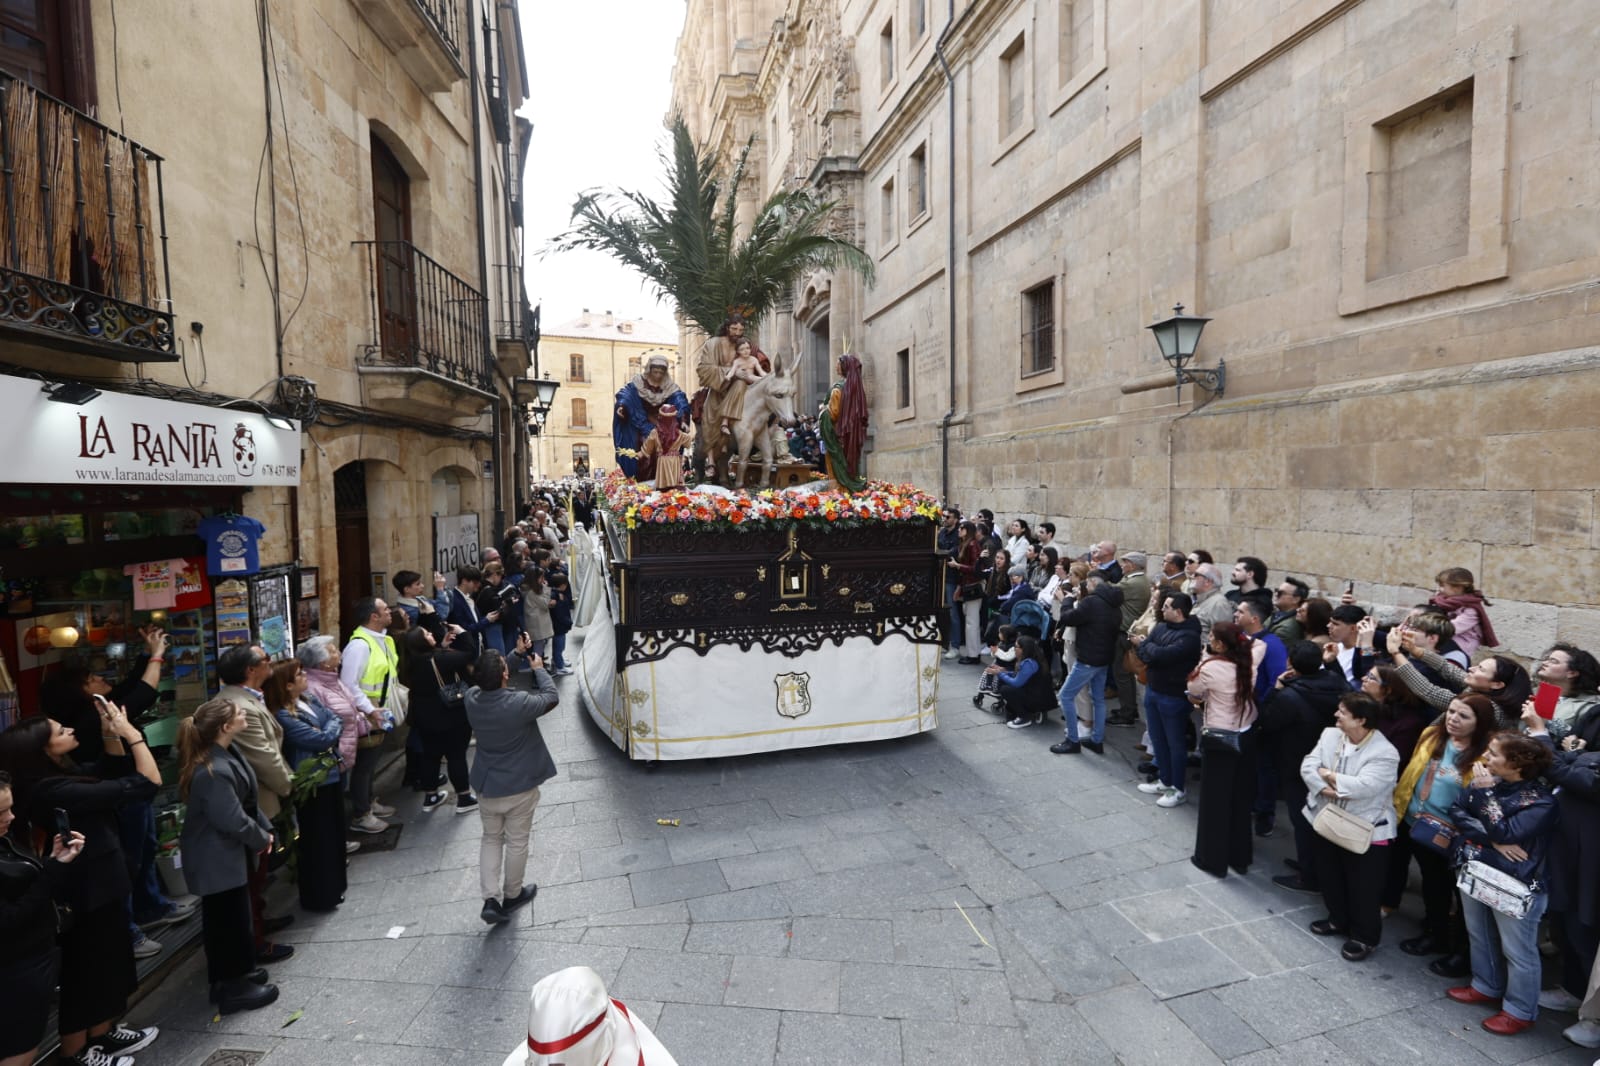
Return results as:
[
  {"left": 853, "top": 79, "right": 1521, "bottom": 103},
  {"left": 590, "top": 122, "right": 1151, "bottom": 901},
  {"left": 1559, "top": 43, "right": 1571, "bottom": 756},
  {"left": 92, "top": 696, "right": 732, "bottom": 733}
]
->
[
  {"left": 0, "top": 699, "right": 163, "bottom": 1065},
  {"left": 0, "top": 769, "right": 87, "bottom": 1066}
]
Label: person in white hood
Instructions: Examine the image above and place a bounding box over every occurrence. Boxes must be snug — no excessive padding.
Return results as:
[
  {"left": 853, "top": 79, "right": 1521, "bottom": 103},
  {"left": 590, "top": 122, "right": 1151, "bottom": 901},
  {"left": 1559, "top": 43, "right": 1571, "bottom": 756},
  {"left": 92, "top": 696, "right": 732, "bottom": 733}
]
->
[{"left": 504, "top": 966, "right": 678, "bottom": 1066}]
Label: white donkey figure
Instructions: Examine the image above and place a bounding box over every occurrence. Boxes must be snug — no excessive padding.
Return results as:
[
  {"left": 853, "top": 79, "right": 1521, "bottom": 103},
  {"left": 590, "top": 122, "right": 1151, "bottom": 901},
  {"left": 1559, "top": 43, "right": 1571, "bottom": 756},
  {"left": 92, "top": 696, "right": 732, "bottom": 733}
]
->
[{"left": 711, "top": 349, "right": 799, "bottom": 489}]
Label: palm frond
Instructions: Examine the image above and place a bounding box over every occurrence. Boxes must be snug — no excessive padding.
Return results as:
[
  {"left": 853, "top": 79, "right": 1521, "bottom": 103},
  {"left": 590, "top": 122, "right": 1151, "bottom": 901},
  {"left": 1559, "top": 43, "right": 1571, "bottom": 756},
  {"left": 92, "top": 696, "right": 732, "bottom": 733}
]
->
[{"left": 543, "top": 114, "right": 871, "bottom": 337}]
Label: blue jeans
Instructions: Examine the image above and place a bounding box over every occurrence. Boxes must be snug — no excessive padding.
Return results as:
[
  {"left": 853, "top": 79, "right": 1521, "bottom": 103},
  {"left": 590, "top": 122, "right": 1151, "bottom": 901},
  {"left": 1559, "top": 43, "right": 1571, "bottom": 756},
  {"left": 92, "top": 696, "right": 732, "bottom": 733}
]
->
[
  {"left": 552, "top": 631, "right": 569, "bottom": 668},
  {"left": 1145, "top": 689, "right": 1191, "bottom": 791},
  {"left": 946, "top": 580, "right": 962, "bottom": 650},
  {"left": 118, "top": 799, "right": 171, "bottom": 923},
  {"left": 1059, "top": 662, "right": 1108, "bottom": 743},
  {"left": 1462, "top": 887, "right": 1548, "bottom": 1021}
]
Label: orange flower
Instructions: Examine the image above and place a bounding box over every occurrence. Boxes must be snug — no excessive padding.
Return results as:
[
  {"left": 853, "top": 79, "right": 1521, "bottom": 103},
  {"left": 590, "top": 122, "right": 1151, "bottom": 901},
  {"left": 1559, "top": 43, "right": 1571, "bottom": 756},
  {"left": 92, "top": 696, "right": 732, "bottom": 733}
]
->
[
  {"left": 729, "top": 509, "right": 746, "bottom": 524},
  {"left": 639, "top": 504, "right": 654, "bottom": 520},
  {"left": 665, "top": 505, "right": 680, "bottom": 520},
  {"left": 790, "top": 505, "right": 807, "bottom": 519}
]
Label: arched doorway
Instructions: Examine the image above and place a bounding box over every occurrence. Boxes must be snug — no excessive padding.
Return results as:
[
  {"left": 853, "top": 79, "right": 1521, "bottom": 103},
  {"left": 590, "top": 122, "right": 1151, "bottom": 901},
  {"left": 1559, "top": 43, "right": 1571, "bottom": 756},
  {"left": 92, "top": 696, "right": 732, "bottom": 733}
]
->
[{"left": 334, "top": 462, "right": 371, "bottom": 630}]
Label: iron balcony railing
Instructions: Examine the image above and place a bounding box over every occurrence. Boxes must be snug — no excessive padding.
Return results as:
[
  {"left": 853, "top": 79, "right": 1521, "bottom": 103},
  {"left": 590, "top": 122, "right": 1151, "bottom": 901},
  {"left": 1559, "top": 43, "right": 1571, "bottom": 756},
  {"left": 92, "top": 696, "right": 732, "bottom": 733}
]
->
[
  {"left": 493, "top": 262, "right": 538, "bottom": 352},
  {"left": 0, "top": 69, "right": 175, "bottom": 358},
  {"left": 355, "top": 240, "right": 492, "bottom": 392},
  {"left": 483, "top": 14, "right": 512, "bottom": 145},
  {"left": 416, "top": 0, "right": 462, "bottom": 63}
]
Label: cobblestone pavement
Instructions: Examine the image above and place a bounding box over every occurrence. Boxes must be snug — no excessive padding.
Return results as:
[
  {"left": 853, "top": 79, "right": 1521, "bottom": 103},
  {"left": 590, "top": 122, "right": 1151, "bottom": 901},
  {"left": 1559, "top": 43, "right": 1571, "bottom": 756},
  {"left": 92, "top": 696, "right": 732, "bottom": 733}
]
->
[{"left": 130, "top": 641, "right": 1592, "bottom": 1066}]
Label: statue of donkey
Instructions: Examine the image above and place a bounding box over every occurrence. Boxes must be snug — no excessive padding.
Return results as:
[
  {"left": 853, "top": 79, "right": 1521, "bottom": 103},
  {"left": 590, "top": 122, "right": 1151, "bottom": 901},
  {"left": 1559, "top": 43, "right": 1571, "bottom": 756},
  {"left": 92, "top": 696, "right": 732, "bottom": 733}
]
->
[{"left": 699, "top": 350, "right": 799, "bottom": 489}]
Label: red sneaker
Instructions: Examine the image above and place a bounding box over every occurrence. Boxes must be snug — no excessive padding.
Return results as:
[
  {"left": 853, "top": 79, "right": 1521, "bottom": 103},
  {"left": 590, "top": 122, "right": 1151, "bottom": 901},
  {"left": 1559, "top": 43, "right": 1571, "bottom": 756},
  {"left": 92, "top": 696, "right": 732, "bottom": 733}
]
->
[
  {"left": 1446, "top": 986, "right": 1502, "bottom": 1006},
  {"left": 1481, "top": 1011, "right": 1534, "bottom": 1036}
]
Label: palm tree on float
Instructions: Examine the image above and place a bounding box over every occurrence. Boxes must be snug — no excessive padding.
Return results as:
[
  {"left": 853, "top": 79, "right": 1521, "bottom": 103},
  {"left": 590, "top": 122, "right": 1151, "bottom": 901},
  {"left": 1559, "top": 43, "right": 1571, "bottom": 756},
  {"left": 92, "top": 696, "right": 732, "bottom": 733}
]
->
[{"left": 546, "top": 116, "right": 873, "bottom": 342}]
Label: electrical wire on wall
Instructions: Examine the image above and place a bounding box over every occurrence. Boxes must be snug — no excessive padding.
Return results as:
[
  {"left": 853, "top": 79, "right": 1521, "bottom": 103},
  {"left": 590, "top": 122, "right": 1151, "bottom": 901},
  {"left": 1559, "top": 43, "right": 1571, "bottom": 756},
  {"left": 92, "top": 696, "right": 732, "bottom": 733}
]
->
[{"left": 253, "top": 0, "right": 311, "bottom": 379}]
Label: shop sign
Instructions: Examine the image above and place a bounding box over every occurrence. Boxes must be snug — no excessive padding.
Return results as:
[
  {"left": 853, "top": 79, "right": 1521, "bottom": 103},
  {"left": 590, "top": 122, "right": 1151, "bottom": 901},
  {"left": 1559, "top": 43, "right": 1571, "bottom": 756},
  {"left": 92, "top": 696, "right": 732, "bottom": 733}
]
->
[
  {"left": 434, "top": 514, "right": 481, "bottom": 583},
  {"left": 0, "top": 376, "right": 300, "bottom": 487}
]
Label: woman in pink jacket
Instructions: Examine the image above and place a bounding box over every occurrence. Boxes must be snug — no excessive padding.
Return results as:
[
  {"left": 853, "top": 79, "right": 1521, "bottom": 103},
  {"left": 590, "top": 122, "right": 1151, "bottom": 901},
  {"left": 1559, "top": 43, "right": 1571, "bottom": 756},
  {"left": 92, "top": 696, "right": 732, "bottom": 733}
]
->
[{"left": 1187, "top": 621, "right": 1260, "bottom": 878}]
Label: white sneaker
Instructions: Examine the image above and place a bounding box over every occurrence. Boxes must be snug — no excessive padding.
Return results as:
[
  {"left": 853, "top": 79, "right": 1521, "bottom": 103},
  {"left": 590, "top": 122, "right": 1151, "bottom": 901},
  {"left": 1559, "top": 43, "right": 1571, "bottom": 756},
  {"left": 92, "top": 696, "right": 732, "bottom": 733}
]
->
[
  {"left": 944, "top": 649, "right": 960, "bottom": 660},
  {"left": 1005, "top": 716, "right": 1034, "bottom": 730},
  {"left": 371, "top": 802, "right": 396, "bottom": 817},
  {"left": 1137, "top": 781, "right": 1166, "bottom": 795},
  {"left": 1156, "top": 789, "right": 1187, "bottom": 808},
  {"left": 554, "top": 666, "right": 574, "bottom": 676},
  {"left": 132, "top": 936, "right": 162, "bottom": 959},
  {"left": 1541, "top": 988, "right": 1584, "bottom": 1013},
  {"left": 63, "top": 1047, "right": 133, "bottom": 1066},
  {"left": 1562, "top": 1018, "right": 1600, "bottom": 1048},
  {"left": 344, "top": 841, "right": 361, "bottom": 854},
  {"left": 348, "top": 813, "right": 388, "bottom": 835}
]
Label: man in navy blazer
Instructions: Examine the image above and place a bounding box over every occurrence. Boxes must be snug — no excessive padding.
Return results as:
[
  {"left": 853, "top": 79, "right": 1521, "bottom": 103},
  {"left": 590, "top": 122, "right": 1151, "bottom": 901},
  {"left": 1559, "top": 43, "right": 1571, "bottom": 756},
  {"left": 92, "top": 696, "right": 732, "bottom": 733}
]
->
[{"left": 446, "top": 564, "right": 502, "bottom": 659}]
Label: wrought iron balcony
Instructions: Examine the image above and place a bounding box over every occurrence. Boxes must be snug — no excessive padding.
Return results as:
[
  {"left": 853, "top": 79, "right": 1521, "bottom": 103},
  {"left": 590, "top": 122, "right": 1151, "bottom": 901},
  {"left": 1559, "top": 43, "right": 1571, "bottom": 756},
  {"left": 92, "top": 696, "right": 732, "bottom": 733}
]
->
[
  {"left": 349, "top": 0, "right": 464, "bottom": 92},
  {"left": 355, "top": 240, "right": 492, "bottom": 395},
  {"left": 0, "top": 69, "right": 175, "bottom": 361}
]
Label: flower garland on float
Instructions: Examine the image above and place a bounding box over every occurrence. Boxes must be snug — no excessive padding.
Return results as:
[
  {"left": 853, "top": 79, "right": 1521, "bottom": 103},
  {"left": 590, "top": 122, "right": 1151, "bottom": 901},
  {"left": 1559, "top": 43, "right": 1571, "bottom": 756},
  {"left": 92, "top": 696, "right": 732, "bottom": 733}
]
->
[{"left": 599, "top": 470, "right": 942, "bottom": 533}]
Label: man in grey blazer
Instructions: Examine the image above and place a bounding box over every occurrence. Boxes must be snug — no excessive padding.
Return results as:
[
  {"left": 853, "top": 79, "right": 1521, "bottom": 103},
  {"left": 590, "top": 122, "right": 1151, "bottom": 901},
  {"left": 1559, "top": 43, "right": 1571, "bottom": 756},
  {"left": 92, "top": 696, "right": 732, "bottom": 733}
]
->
[{"left": 466, "top": 639, "right": 559, "bottom": 924}]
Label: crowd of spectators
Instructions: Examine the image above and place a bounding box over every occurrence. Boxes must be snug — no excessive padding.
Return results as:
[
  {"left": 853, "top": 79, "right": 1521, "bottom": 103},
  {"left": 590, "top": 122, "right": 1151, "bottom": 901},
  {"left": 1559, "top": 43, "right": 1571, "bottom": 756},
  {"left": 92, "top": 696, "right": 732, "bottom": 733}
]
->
[
  {"left": 938, "top": 505, "right": 1600, "bottom": 1049},
  {"left": 0, "top": 501, "right": 579, "bottom": 1065}
]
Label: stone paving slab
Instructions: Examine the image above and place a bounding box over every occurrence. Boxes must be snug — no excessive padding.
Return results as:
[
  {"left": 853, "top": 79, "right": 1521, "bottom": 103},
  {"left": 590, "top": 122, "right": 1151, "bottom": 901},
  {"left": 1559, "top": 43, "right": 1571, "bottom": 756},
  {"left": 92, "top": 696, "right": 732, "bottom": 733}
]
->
[{"left": 124, "top": 645, "right": 1587, "bottom": 1065}]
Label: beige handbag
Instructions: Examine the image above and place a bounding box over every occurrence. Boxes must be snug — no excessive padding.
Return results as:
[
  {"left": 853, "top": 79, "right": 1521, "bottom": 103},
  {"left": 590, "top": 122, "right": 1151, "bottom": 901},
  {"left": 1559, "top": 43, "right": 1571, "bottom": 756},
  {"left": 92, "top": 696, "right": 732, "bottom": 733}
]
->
[
  {"left": 1312, "top": 801, "right": 1376, "bottom": 854},
  {"left": 1310, "top": 737, "right": 1377, "bottom": 853}
]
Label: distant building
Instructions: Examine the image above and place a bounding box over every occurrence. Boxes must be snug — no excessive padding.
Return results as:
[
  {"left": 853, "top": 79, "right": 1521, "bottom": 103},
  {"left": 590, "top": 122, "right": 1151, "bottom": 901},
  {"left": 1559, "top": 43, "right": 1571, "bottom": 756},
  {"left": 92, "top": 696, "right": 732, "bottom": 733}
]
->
[{"left": 536, "top": 311, "right": 680, "bottom": 478}]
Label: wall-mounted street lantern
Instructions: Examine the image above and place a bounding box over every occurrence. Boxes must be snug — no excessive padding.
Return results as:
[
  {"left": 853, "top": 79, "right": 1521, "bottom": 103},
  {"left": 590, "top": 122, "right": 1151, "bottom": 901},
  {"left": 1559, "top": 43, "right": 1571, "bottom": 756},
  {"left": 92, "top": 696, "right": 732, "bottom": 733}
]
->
[{"left": 1147, "top": 304, "right": 1222, "bottom": 402}]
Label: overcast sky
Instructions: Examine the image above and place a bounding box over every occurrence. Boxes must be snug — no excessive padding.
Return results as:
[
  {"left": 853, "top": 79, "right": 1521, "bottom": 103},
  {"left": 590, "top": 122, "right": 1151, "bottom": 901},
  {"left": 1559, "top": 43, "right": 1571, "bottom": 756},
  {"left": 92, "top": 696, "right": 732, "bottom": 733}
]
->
[{"left": 517, "top": 2, "right": 683, "bottom": 333}]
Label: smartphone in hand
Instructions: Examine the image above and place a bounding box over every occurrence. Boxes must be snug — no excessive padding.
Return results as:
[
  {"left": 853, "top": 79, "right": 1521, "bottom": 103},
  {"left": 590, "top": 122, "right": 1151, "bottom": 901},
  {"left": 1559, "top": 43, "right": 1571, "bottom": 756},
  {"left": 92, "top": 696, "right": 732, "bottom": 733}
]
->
[{"left": 53, "top": 807, "right": 72, "bottom": 844}]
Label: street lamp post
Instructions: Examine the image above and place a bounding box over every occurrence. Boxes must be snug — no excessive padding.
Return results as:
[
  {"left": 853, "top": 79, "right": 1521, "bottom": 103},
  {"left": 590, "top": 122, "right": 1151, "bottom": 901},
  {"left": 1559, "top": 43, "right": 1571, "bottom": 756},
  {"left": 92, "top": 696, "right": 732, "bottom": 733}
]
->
[{"left": 1147, "top": 304, "right": 1222, "bottom": 404}]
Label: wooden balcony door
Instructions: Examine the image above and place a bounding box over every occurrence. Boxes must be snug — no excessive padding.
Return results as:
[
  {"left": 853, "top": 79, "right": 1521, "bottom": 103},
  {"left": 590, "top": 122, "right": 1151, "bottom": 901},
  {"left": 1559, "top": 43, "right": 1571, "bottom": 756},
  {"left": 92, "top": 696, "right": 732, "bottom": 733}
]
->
[
  {"left": 371, "top": 138, "right": 414, "bottom": 363},
  {"left": 0, "top": 0, "right": 96, "bottom": 109}
]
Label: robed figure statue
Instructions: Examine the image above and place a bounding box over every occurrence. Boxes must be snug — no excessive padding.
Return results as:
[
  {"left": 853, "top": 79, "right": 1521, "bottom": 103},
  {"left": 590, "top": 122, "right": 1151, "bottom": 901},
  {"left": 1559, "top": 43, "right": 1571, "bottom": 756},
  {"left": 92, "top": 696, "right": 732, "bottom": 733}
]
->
[
  {"left": 818, "top": 352, "right": 868, "bottom": 492},
  {"left": 614, "top": 354, "right": 689, "bottom": 480}
]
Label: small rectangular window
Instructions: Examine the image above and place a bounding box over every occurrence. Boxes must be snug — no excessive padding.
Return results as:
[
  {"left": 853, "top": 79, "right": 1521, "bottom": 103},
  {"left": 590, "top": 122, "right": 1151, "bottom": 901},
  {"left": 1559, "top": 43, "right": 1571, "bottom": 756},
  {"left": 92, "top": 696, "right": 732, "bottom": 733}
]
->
[
  {"left": 896, "top": 348, "right": 911, "bottom": 408},
  {"left": 627, "top": 356, "right": 641, "bottom": 376},
  {"left": 571, "top": 444, "right": 590, "bottom": 473},
  {"left": 1022, "top": 281, "right": 1055, "bottom": 376},
  {"left": 1000, "top": 35, "right": 1026, "bottom": 139},
  {"left": 879, "top": 19, "right": 895, "bottom": 89},
  {"left": 880, "top": 178, "right": 896, "bottom": 245},
  {"left": 908, "top": 143, "right": 927, "bottom": 221},
  {"left": 570, "top": 397, "right": 589, "bottom": 428},
  {"left": 910, "top": 0, "right": 927, "bottom": 42},
  {"left": 568, "top": 353, "right": 585, "bottom": 382}
]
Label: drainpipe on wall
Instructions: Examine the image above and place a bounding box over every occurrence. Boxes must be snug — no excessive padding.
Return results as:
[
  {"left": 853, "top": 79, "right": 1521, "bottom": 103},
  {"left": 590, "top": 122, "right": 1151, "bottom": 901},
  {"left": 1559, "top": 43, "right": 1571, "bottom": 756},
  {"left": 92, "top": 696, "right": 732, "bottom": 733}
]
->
[
  {"left": 935, "top": 0, "right": 958, "bottom": 503},
  {"left": 466, "top": 5, "right": 505, "bottom": 534}
]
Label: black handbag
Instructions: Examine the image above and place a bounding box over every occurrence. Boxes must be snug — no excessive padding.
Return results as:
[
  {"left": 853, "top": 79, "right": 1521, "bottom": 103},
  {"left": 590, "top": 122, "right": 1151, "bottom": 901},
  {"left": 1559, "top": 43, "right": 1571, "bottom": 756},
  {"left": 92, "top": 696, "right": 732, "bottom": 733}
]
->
[
  {"left": 1200, "top": 727, "right": 1243, "bottom": 754},
  {"left": 432, "top": 659, "right": 468, "bottom": 714}
]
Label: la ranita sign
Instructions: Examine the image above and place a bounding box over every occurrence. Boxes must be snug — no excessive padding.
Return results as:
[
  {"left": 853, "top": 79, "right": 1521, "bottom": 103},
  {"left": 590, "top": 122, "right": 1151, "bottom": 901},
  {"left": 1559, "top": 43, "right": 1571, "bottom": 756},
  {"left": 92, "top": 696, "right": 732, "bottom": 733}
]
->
[{"left": 0, "top": 375, "right": 301, "bottom": 487}]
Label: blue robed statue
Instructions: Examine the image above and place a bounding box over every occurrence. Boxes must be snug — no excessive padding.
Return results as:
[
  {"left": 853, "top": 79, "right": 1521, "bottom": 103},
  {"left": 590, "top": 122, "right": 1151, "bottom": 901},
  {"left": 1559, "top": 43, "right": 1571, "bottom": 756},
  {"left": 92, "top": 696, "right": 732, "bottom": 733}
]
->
[{"left": 613, "top": 354, "right": 689, "bottom": 480}]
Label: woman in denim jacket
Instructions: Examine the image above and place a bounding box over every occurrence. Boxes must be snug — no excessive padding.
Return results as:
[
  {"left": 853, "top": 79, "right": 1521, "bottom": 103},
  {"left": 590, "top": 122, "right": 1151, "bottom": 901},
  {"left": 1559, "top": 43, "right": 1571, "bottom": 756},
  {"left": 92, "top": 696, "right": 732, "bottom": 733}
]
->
[
  {"left": 1446, "top": 732, "right": 1559, "bottom": 1036},
  {"left": 265, "top": 661, "right": 347, "bottom": 913}
]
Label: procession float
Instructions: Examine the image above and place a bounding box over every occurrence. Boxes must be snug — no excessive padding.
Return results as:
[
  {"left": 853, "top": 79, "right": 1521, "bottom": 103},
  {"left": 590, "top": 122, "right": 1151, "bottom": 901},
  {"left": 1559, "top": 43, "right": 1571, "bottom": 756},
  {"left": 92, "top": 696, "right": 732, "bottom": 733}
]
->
[
  {"left": 573, "top": 472, "right": 945, "bottom": 760},
  {"left": 550, "top": 117, "right": 928, "bottom": 758}
]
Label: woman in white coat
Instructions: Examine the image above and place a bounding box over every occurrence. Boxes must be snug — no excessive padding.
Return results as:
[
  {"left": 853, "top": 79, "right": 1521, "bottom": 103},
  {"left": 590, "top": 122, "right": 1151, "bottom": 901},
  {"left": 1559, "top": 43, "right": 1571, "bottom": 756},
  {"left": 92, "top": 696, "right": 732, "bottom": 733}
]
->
[{"left": 1301, "top": 691, "right": 1400, "bottom": 961}]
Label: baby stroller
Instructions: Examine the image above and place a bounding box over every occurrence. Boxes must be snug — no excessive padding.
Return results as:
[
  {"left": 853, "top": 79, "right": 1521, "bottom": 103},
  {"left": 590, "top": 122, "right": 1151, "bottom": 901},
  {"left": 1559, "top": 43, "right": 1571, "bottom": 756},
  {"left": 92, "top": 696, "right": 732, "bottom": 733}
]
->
[{"left": 972, "top": 637, "right": 1017, "bottom": 715}]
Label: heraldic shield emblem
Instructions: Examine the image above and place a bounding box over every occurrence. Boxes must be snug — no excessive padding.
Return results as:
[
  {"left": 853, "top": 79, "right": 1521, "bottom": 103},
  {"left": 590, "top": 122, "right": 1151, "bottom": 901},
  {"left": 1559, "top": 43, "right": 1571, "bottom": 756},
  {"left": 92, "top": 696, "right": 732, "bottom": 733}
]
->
[{"left": 774, "top": 672, "right": 813, "bottom": 719}]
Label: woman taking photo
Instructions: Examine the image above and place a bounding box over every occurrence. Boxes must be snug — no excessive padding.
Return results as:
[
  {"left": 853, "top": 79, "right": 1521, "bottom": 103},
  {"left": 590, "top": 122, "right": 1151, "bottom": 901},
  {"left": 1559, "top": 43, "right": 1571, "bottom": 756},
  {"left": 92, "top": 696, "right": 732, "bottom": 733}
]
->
[
  {"left": 1300, "top": 692, "right": 1400, "bottom": 962},
  {"left": 1386, "top": 630, "right": 1531, "bottom": 728},
  {"left": 177, "top": 698, "right": 278, "bottom": 1014},
  {"left": 0, "top": 706, "right": 161, "bottom": 1065},
  {"left": 0, "top": 769, "right": 86, "bottom": 1066},
  {"left": 265, "top": 660, "right": 347, "bottom": 912},
  {"left": 1446, "top": 732, "right": 1558, "bottom": 1035},
  {"left": 401, "top": 627, "right": 478, "bottom": 814},
  {"left": 948, "top": 521, "right": 985, "bottom": 665},
  {"left": 1186, "top": 621, "right": 1259, "bottom": 873}
]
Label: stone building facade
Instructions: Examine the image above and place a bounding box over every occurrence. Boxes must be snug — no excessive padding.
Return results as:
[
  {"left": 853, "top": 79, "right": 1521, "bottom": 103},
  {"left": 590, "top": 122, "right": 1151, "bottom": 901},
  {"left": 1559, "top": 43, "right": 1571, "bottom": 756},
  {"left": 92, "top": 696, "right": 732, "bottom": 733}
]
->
[
  {"left": 0, "top": 0, "right": 536, "bottom": 636},
  {"left": 536, "top": 311, "right": 681, "bottom": 480},
  {"left": 671, "top": 0, "right": 1600, "bottom": 656}
]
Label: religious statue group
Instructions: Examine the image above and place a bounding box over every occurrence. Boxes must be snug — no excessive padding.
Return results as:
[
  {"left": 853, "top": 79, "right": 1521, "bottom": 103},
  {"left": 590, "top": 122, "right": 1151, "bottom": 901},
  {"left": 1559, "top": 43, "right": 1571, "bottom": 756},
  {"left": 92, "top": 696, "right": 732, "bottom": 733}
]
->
[{"left": 610, "top": 314, "right": 868, "bottom": 493}]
